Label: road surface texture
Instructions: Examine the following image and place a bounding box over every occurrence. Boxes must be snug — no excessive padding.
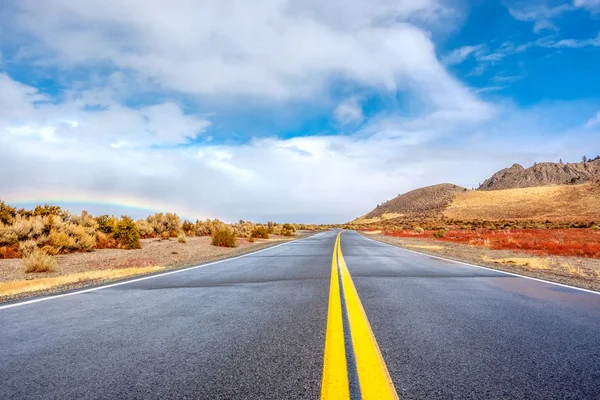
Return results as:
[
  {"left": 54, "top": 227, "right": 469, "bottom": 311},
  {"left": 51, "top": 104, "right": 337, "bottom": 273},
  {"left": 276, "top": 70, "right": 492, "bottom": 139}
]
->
[{"left": 1, "top": 230, "right": 599, "bottom": 399}]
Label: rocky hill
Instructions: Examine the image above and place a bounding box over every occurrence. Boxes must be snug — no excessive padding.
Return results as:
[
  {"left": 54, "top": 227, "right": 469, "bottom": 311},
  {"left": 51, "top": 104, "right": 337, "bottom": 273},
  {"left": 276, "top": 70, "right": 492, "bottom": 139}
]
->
[
  {"left": 359, "top": 183, "right": 466, "bottom": 221},
  {"left": 478, "top": 159, "right": 600, "bottom": 191}
]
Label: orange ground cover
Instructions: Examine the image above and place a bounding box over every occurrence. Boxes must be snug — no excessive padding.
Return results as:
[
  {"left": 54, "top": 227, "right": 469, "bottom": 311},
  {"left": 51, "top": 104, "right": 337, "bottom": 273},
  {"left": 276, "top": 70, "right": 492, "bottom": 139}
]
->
[{"left": 383, "top": 229, "right": 600, "bottom": 258}]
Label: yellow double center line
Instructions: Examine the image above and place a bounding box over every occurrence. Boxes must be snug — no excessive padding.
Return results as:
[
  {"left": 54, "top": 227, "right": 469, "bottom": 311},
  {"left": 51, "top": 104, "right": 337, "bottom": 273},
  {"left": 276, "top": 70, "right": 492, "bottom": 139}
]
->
[{"left": 321, "top": 232, "right": 399, "bottom": 399}]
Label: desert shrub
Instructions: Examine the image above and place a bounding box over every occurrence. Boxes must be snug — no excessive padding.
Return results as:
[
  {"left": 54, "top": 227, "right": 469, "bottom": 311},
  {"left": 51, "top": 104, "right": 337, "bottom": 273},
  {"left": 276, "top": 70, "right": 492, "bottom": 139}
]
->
[
  {"left": 146, "top": 213, "right": 182, "bottom": 236},
  {"left": 211, "top": 229, "right": 236, "bottom": 247},
  {"left": 96, "top": 215, "right": 119, "bottom": 234},
  {"left": 0, "top": 226, "right": 18, "bottom": 245},
  {"left": 414, "top": 226, "right": 425, "bottom": 234},
  {"left": 488, "top": 224, "right": 496, "bottom": 230},
  {"left": 19, "top": 239, "right": 38, "bottom": 257},
  {"left": 433, "top": 229, "right": 446, "bottom": 239},
  {"left": 114, "top": 216, "right": 141, "bottom": 249},
  {"left": 178, "top": 233, "right": 187, "bottom": 243},
  {"left": 0, "top": 244, "right": 20, "bottom": 259},
  {"left": 136, "top": 219, "right": 155, "bottom": 238},
  {"left": 0, "top": 200, "right": 17, "bottom": 225},
  {"left": 251, "top": 226, "right": 270, "bottom": 239},
  {"left": 32, "top": 204, "right": 64, "bottom": 217},
  {"left": 49, "top": 230, "right": 77, "bottom": 252},
  {"left": 23, "top": 248, "right": 57, "bottom": 273},
  {"left": 281, "top": 223, "right": 296, "bottom": 236},
  {"left": 160, "top": 231, "right": 171, "bottom": 241},
  {"left": 42, "top": 245, "right": 60, "bottom": 255},
  {"left": 182, "top": 221, "right": 195, "bottom": 236},
  {"left": 8, "top": 215, "right": 45, "bottom": 241},
  {"left": 282, "top": 223, "right": 296, "bottom": 232},
  {"left": 592, "top": 225, "right": 600, "bottom": 231},
  {"left": 96, "top": 231, "right": 118, "bottom": 249},
  {"left": 248, "top": 236, "right": 255, "bottom": 242}
]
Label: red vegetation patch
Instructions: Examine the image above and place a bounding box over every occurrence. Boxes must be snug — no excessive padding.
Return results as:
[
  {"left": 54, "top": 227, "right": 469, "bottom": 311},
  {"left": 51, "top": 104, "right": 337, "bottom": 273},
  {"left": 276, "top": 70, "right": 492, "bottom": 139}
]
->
[
  {"left": 0, "top": 245, "right": 20, "bottom": 259},
  {"left": 383, "top": 229, "right": 600, "bottom": 258}
]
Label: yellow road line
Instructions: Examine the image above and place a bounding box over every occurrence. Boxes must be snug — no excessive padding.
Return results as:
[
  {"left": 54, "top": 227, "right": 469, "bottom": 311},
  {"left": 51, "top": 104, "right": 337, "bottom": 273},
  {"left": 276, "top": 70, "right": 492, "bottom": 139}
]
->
[
  {"left": 338, "top": 233, "right": 399, "bottom": 400},
  {"left": 321, "top": 233, "right": 350, "bottom": 400}
]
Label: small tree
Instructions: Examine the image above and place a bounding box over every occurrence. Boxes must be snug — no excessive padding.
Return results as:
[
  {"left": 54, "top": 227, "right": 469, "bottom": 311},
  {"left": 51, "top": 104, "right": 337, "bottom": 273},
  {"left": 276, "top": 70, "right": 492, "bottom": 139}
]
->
[{"left": 583, "top": 155, "right": 588, "bottom": 163}]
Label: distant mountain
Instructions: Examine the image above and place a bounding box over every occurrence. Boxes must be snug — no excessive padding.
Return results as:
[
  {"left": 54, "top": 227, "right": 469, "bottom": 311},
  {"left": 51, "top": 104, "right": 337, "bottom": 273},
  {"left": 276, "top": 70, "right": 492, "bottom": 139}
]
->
[
  {"left": 356, "top": 183, "right": 466, "bottom": 222},
  {"left": 478, "top": 159, "right": 600, "bottom": 191}
]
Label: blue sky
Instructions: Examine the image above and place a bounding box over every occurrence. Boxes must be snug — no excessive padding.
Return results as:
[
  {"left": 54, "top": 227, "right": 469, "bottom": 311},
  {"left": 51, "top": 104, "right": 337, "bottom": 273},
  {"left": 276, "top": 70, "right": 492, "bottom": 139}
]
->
[{"left": 0, "top": 0, "right": 599, "bottom": 223}]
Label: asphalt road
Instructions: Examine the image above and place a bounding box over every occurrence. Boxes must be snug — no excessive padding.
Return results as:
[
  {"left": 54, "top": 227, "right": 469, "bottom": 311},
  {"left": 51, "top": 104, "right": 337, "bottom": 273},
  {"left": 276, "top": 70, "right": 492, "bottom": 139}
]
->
[{"left": 1, "top": 230, "right": 599, "bottom": 399}]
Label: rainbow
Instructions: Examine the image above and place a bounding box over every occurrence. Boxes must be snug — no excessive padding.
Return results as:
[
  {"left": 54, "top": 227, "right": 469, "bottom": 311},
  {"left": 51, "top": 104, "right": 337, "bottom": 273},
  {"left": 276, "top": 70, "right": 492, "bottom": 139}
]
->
[{"left": 2, "top": 189, "right": 209, "bottom": 221}]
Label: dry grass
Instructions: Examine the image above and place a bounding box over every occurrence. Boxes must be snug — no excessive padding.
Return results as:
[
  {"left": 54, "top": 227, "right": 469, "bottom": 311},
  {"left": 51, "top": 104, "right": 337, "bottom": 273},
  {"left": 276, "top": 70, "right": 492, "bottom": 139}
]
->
[
  {"left": 405, "top": 244, "right": 445, "bottom": 251},
  {"left": 444, "top": 182, "right": 600, "bottom": 222},
  {"left": 0, "top": 266, "right": 162, "bottom": 297},
  {"left": 361, "top": 230, "right": 382, "bottom": 235},
  {"left": 482, "top": 255, "right": 550, "bottom": 270},
  {"left": 352, "top": 213, "right": 404, "bottom": 225}
]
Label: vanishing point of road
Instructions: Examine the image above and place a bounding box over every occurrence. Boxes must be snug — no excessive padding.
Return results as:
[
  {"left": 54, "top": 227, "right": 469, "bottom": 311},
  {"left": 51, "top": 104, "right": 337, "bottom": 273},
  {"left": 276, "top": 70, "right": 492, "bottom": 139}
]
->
[{"left": 1, "top": 230, "right": 599, "bottom": 399}]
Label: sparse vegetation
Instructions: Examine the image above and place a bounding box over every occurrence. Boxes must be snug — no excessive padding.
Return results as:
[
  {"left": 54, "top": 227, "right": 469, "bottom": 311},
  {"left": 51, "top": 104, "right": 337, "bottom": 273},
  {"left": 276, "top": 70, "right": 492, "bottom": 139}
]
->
[{"left": 0, "top": 199, "right": 322, "bottom": 260}]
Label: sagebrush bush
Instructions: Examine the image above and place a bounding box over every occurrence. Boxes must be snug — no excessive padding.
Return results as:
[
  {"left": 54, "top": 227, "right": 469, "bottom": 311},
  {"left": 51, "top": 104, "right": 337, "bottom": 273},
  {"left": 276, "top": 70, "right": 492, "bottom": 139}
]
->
[
  {"left": 96, "top": 231, "right": 117, "bottom": 249},
  {"left": 23, "top": 248, "right": 57, "bottom": 273},
  {"left": 433, "top": 229, "right": 446, "bottom": 239},
  {"left": 211, "top": 229, "right": 236, "bottom": 247},
  {"left": 146, "top": 213, "right": 182, "bottom": 237},
  {"left": 135, "top": 219, "right": 155, "bottom": 238},
  {"left": 49, "top": 229, "right": 77, "bottom": 252},
  {"left": 251, "top": 226, "right": 270, "bottom": 239},
  {"left": 178, "top": 233, "right": 187, "bottom": 243},
  {"left": 96, "top": 215, "right": 118, "bottom": 234},
  {"left": 114, "top": 216, "right": 141, "bottom": 249},
  {"left": 19, "top": 239, "right": 38, "bottom": 257},
  {"left": 281, "top": 223, "right": 296, "bottom": 236},
  {"left": 0, "top": 200, "right": 17, "bottom": 225},
  {"left": 414, "top": 226, "right": 425, "bottom": 234}
]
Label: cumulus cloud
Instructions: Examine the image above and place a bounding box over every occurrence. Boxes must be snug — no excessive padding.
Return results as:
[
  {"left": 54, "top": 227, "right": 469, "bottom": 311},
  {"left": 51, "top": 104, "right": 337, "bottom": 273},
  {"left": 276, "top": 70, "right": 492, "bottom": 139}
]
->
[{"left": 0, "top": 1, "right": 595, "bottom": 223}]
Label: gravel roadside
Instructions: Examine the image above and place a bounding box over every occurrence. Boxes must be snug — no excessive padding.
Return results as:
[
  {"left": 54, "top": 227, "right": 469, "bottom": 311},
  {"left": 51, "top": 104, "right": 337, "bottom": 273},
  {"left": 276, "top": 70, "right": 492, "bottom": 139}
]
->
[
  {"left": 359, "top": 231, "right": 600, "bottom": 293},
  {"left": 0, "top": 232, "right": 316, "bottom": 304}
]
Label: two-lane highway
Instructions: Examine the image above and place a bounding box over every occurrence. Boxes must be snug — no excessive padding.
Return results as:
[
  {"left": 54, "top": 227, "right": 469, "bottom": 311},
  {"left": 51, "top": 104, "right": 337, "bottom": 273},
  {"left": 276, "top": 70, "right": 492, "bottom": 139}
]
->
[{"left": 1, "top": 230, "right": 599, "bottom": 399}]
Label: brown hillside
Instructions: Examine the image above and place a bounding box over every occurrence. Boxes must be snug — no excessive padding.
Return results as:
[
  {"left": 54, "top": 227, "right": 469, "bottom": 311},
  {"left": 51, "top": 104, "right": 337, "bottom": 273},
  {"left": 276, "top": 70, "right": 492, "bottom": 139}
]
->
[
  {"left": 444, "top": 180, "right": 600, "bottom": 222},
  {"left": 479, "top": 159, "right": 600, "bottom": 191},
  {"left": 358, "top": 184, "right": 466, "bottom": 222}
]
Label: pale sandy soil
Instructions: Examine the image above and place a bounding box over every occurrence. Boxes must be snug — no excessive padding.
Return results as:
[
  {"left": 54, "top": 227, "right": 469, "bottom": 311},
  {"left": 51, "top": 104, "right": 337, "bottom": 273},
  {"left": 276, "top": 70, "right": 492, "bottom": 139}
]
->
[
  {"left": 0, "top": 233, "right": 310, "bottom": 303},
  {"left": 361, "top": 232, "right": 600, "bottom": 292},
  {"left": 443, "top": 182, "right": 600, "bottom": 221}
]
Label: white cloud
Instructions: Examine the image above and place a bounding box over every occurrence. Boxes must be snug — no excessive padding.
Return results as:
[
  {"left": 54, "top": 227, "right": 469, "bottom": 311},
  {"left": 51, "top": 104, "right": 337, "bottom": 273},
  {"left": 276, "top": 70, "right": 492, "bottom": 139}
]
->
[
  {"left": 7, "top": 0, "right": 460, "bottom": 105},
  {"left": 442, "top": 45, "right": 486, "bottom": 65},
  {"left": 584, "top": 111, "right": 600, "bottom": 128},
  {"left": 334, "top": 97, "right": 364, "bottom": 124},
  {"left": 533, "top": 20, "right": 559, "bottom": 33},
  {"left": 574, "top": 0, "right": 600, "bottom": 11}
]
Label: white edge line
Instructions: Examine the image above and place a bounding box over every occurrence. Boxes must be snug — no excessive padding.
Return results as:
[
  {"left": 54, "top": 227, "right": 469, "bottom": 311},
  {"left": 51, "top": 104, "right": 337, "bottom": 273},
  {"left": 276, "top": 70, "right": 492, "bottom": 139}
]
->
[
  {"left": 355, "top": 231, "right": 600, "bottom": 296},
  {"left": 0, "top": 232, "right": 327, "bottom": 311}
]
